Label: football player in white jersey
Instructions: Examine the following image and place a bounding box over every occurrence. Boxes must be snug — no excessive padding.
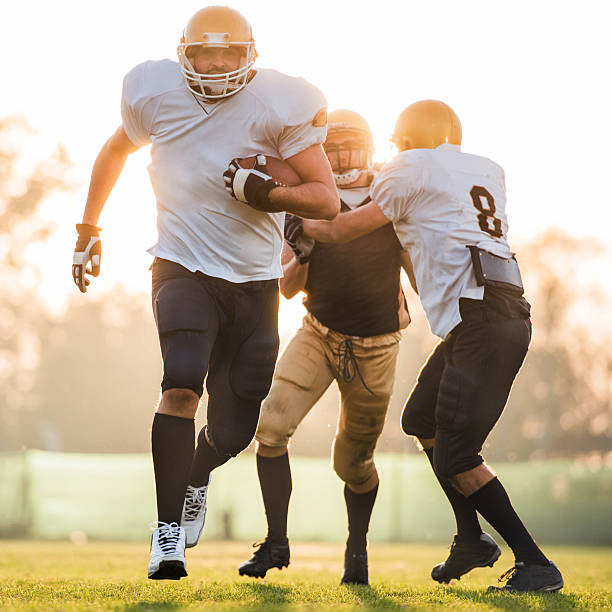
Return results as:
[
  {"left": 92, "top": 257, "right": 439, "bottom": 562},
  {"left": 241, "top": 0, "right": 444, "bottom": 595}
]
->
[
  {"left": 278, "top": 100, "right": 564, "bottom": 593},
  {"left": 238, "top": 110, "right": 412, "bottom": 585},
  {"left": 71, "top": 6, "right": 339, "bottom": 581}
]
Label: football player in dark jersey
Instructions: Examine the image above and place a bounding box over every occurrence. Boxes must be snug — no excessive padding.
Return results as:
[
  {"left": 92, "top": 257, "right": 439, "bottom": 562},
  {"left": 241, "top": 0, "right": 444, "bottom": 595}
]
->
[{"left": 238, "top": 110, "right": 415, "bottom": 585}]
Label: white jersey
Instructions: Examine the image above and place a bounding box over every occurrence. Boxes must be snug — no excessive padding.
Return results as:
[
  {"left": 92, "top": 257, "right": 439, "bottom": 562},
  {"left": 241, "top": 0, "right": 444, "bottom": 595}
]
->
[
  {"left": 338, "top": 186, "right": 371, "bottom": 209},
  {"left": 121, "top": 60, "right": 327, "bottom": 282},
  {"left": 372, "top": 144, "right": 513, "bottom": 339}
]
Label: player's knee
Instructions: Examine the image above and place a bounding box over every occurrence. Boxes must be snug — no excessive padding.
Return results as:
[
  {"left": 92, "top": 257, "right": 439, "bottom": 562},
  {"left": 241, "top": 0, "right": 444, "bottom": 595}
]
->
[
  {"left": 432, "top": 448, "right": 479, "bottom": 481},
  {"left": 160, "top": 388, "right": 199, "bottom": 418},
  {"left": 209, "top": 404, "right": 261, "bottom": 458},
  {"left": 255, "top": 391, "right": 296, "bottom": 448},
  {"left": 401, "top": 398, "right": 435, "bottom": 438},
  {"left": 209, "top": 427, "right": 254, "bottom": 458},
  {"left": 161, "top": 343, "right": 207, "bottom": 397},
  {"left": 333, "top": 456, "right": 373, "bottom": 485},
  {"left": 332, "top": 437, "right": 373, "bottom": 485}
]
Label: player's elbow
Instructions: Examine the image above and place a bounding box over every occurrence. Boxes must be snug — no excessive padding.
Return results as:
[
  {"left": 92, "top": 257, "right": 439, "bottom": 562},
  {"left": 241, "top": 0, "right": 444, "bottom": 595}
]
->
[
  {"left": 308, "top": 186, "right": 340, "bottom": 220},
  {"left": 279, "top": 280, "right": 298, "bottom": 300},
  {"left": 322, "top": 191, "right": 340, "bottom": 220}
]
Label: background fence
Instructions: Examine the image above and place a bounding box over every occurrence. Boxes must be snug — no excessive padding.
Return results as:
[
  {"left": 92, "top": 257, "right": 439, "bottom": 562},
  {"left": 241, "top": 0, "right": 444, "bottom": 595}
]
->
[{"left": 1, "top": 451, "right": 611, "bottom": 544}]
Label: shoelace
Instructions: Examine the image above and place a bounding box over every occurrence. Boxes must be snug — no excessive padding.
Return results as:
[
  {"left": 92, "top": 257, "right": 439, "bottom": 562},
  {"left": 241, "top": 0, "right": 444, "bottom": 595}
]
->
[
  {"left": 183, "top": 485, "right": 207, "bottom": 521},
  {"left": 498, "top": 565, "right": 520, "bottom": 584},
  {"left": 336, "top": 338, "right": 374, "bottom": 395},
  {"left": 250, "top": 539, "right": 269, "bottom": 558},
  {"left": 150, "top": 521, "right": 182, "bottom": 554}
]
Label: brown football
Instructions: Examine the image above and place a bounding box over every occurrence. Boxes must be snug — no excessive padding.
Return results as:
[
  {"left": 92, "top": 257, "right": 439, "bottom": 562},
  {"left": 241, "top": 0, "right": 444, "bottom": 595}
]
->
[{"left": 237, "top": 155, "right": 301, "bottom": 187}]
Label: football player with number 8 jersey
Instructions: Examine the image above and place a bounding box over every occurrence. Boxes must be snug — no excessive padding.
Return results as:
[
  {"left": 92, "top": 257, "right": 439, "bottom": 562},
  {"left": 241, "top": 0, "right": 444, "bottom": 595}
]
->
[
  {"left": 289, "top": 100, "right": 564, "bottom": 594},
  {"left": 72, "top": 5, "right": 339, "bottom": 581}
]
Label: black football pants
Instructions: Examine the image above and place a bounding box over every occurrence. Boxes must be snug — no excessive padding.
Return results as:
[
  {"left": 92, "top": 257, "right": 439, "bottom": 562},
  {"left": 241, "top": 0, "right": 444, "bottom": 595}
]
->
[
  {"left": 401, "top": 299, "right": 531, "bottom": 478},
  {"left": 151, "top": 258, "right": 279, "bottom": 457}
]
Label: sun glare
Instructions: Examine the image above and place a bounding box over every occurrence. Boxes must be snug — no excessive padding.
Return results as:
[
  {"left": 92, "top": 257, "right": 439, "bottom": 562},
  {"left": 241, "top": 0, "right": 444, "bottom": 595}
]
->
[{"left": 1, "top": 0, "right": 611, "bottom": 315}]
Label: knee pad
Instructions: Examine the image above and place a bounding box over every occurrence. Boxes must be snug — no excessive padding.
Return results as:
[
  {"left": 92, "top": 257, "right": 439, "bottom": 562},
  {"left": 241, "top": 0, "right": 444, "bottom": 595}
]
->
[
  {"left": 332, "top": 435, "right": 375, "bottom": 486},
  {"left": 432, "top": 441, "right": 484, "bottom": 480},
  {"left": 230, "top": 335, "right": 279, "bottom": 402},
  {"left": 401, "top": 393, "right": 436, "bottom": 438},
  {"left": 208, "top": 420, "right": 256, "bottom": 458},
  {"left": 254, "top": 381, "right": 301, "bottom": 447},
  {"left": 160, "top": 330, "right": 208, "bottom": 397}
]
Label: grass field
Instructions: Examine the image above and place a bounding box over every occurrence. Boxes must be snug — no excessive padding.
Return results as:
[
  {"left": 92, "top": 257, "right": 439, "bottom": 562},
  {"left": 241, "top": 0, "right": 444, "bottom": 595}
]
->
[{"left": 0, "top": 541, "right": 611, "bottom": 611}]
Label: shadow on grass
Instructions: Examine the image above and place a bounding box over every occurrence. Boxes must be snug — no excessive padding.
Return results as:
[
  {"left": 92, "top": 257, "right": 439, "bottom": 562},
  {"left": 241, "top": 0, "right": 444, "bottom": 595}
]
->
[{"left": 447, "top": 586, "right": 585, "bottom": 611}]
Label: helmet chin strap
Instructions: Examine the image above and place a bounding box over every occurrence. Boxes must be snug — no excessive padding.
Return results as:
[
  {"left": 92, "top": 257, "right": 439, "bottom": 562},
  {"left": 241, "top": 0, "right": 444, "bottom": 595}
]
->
[{"left": 333, "top": 168, "right": 365, "bottom": 187}]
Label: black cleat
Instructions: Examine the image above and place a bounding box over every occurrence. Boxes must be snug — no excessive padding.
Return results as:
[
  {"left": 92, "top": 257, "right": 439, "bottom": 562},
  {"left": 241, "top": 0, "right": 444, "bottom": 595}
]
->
[
  {"left": 149, "top": 560, "right": 188, "bottom": 580},
  {"left": 341, "top": 549, "right": 369, "bottom": 586},
  {"left": 431, "top": 532, "right": 501, "bottom": 584},
  {"left": 488, "top": 560, "right": 564, "bottom": 593},
  {"left": 238, "top": 538, "right": 290, "bottom": 579}
]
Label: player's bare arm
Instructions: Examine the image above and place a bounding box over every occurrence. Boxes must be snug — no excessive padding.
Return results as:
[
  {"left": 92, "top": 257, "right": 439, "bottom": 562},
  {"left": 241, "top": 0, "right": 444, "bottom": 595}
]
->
[
  {"left": 271, "top": 144, "right": 339, "bottom": 220},
  {"left": 225, "top": 144, "right": 339, "bottom": 220},
  {"left": 72, "top": 125, "right": 140, "bottom": 293},
  {"left": 302, "top": 200, "right": 389, "bottom": 243},
  {"left": 400, "top": 250, "right": 418, "bottom": 294},
  {"left": 81, "top": 125, "right": 140, "bottom": 225},
  {"left": 279, "top": 240, "right": 309, "bottom": 299}
]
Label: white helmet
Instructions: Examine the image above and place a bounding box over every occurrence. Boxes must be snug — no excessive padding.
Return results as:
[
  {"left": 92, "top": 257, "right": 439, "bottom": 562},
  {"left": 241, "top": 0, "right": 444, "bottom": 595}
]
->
[{"left": 177, "top": 6, "right": 256, "bottom": 101}]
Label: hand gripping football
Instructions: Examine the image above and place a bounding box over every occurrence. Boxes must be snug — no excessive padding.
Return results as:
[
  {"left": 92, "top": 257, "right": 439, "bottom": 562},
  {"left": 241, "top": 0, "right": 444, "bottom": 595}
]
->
[{"left": 236, "top": 155, "right": 302, "bottom": 187}]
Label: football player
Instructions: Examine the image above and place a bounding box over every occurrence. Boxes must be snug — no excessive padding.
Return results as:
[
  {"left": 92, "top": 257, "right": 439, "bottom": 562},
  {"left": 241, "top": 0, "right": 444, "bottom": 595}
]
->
[
  {"left": 272, "top": 100, "right": 564, "bottom": 593},
  {"left": 236, "top": 110, "right": 414, "bottom": 585},
  {"left": 72, "top": 6, "right": 338, "bottom": 580}
]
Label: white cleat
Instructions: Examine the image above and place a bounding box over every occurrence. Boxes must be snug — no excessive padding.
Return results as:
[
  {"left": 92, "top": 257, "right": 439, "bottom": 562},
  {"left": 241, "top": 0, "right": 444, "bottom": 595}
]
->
[
  {"left": 181, "top": 476, "right": 211, "bottom": 548},
  {"left": 147, "top": 521, "right": 187, "bottom": 580}
]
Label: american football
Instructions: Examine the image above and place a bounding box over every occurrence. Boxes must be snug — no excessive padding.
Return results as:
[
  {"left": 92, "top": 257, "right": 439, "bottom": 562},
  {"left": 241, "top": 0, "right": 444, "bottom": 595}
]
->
[{"left": 236, "top": 155, "right": 302, "bottom": 186}]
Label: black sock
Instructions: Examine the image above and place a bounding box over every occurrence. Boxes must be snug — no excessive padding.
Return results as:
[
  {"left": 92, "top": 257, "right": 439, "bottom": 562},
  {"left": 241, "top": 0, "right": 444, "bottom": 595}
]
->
[
  {"left": 151, "top": 413, "right": 195, "bottom": 525},
  {"left": 189, "top": 426, "right": 230, "bottom": 487},
  {"left": 468, "top": 477, "right": 549, "bottom": 565},
  {"left": 257, "top": 453, "right": 292, "bottom": 543},
  {"left": 424, "top": 448, "right": 482, "bottom": 542},
  {"left": 344, "top": 482, "right": 378, "bottom": 555}
]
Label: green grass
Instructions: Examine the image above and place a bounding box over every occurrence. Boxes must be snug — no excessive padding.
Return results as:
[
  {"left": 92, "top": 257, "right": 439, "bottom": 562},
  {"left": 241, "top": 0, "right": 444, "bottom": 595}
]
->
[{"left": 0, "top": 542, "right": 611, "bottom": 610}]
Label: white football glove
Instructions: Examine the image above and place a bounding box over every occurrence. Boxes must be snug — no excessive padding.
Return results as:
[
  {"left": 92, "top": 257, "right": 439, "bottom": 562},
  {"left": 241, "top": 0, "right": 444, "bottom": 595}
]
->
[
  {"left": 72, "top": 223, "right": 101, "bottom": 293},
  {"left": 223, "top": 155, "right": 279, "bottom": 212}
]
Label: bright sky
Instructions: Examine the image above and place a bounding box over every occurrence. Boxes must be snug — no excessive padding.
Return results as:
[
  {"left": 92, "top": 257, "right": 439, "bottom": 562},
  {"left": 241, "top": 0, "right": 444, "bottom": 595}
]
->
[{"left": 2, "top": 0, "right": 611, "bottom": 331}]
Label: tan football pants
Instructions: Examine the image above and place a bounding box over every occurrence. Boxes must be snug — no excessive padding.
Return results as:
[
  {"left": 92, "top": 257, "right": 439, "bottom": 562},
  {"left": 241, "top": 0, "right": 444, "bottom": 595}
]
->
[{"left": 256, "top": 313, "right": 401, "bottom": 486}]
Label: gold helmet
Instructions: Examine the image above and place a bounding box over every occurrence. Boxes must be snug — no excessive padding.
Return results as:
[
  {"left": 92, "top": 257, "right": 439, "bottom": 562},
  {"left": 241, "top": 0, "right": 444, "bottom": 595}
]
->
[
  {"left": 391, "top": 100, "right": 461, "bottom": 151},
  {"left": 324, "top": 109, "right": 374, "bottom": 186},
  {"left": 177, "top": 6, "right": 256, "bottom": 101}
]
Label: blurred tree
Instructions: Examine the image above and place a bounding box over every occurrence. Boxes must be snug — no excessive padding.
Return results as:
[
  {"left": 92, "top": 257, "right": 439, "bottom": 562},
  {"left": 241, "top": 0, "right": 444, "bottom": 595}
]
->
[
  {"left": 489, "top": 229, "right": 612, "bottom": 460},
  {"left": 25, "top": 290, "right": 162, "bottom": 452},
  {"left": 0, "top": 116, "right": 71, "bottom": 450},
  {"left": 1, "top": 122, "right": 609, "bottom": 460}
]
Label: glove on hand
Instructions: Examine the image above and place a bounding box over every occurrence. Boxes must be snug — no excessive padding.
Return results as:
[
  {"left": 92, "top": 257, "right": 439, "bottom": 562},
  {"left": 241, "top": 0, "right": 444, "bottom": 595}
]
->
[
  {"left": 72, "top": 223, "right": 101, "bottom": 293},
  {"left": 223, "top": 154, "right": 279, "bottom": 212},
  {"left": 284, "top": 213, "right": 315, "bottom": 265}
]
